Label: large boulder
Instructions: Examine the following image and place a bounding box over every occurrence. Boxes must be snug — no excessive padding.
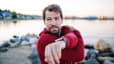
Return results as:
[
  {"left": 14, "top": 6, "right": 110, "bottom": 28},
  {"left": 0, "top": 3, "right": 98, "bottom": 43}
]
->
[
  {"left": 84, "top": 50, "right": 99, "bottom": 64},
  {"left": 94, "top": 39, "right": 112, "bottom": 52},
  {"left": 104, "top": 60, "right": 114, "bottom": 64},
  {"left": 85, "top": 50, "right": 97, "bottom": 60}
]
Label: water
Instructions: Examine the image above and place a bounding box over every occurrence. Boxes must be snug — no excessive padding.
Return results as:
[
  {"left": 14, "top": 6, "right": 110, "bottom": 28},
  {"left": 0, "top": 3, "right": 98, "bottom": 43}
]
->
[{"left": 0, "top": 20, "right": 114, "bottom": 45}]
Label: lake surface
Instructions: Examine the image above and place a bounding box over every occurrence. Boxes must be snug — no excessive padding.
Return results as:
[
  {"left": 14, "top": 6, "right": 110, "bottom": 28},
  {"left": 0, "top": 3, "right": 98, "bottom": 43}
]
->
[{"left": 0, "top": 19, "right": 114, "bottom": 45}]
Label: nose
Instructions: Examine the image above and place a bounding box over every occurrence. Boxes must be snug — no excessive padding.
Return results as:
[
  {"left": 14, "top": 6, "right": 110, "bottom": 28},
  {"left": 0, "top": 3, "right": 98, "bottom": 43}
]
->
[{"left": 50, "top": 19, "right": 56, "bottom": 25}]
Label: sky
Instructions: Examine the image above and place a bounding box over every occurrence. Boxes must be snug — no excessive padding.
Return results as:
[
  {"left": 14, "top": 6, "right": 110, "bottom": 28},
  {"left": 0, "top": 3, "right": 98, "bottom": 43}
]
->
[{"left": 0, "top": 0, "right": 114, "bottom": 17}]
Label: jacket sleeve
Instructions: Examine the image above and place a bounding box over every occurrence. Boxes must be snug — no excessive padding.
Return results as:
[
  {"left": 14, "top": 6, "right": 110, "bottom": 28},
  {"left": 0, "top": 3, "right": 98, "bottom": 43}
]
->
[
  {"left": 36, "top": 33, "right": 58, "bottom": 64},
  {"left": 64, "top": 32, "right": 78, "bottom": 48},
  {"left": 61, "top": 30, "right": 84, "bottom": 62}
]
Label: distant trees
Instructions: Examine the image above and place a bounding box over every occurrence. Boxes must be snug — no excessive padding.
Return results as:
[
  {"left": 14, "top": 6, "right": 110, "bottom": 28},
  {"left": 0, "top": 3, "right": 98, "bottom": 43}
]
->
[
  {"left": 11, "top": 11, "right": 17, "bottom": 19},
  {"left": 0, "top": 9, "right": 17, "bottom": 19},
  {"left": 0, "top": 9, "right": 41, "bottom": 20}
]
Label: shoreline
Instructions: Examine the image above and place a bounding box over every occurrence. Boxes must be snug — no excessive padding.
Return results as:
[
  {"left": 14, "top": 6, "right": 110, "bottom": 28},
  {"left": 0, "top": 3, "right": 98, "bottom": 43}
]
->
[
  {"left": 0, "top": 18, "right": 41, "bottom": 21},
  {"left": 0, "top": 34, "right": 114, "bottom": 64}
]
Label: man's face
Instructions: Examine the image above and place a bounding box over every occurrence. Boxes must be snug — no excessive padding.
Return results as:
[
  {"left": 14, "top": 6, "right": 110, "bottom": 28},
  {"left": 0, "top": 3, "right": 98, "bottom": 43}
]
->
[{"left": 44, "top": 10, "right": 63, "bottom": 34}]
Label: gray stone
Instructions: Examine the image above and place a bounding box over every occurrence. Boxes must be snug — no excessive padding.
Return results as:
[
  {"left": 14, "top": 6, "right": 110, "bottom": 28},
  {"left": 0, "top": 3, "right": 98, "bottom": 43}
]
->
[
  {"left": 104, "top": 60, "right": 114, "bottom": 64},
  {"left": 85, "top": 50, "right": 100, "bottom": 64}
]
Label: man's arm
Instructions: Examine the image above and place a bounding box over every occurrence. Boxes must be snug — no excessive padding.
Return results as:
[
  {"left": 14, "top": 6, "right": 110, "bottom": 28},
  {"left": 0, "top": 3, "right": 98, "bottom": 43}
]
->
[
  {"left": 61, "top": 29, "right": 84, "bottom": 62},
  {"left": 36, "top": 33, "right": 58, "bottom": 64},
  {"left": 64, "top": 32, "right": 78, "bottom": 48},
  {"left": 44, "top": 32, "right": 79, "bottom": 64}
]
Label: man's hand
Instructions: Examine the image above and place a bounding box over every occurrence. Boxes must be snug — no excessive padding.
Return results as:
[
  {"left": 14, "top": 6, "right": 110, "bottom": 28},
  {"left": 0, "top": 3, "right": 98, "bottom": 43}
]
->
[{"left": 45, "top": 41, "right": 66, "bottom": 64}]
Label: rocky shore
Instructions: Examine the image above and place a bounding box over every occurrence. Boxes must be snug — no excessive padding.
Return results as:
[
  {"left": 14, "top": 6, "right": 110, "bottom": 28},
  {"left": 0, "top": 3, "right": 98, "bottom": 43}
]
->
[
  {"left": 0, "top": 34, "right": 39, "bottom": 64},
  {"left": 82, "top": 39, "right": 114, "bottom": 64},
  {"left": 0, "top": 34, "right": 114, "bottom": 64}
]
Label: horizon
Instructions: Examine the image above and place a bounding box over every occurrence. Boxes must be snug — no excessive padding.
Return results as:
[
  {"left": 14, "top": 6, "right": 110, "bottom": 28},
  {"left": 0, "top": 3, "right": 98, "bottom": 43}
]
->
[{"left": 0, "top": 0, "right": 114, "bottom": 17}]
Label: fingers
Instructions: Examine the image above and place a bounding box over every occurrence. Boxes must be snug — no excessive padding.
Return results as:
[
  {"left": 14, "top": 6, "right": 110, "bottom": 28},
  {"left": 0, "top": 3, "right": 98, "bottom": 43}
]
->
[
  {"left": 45, "top": 43, "right": 62, "bottom": 64},
  {"left": 56, "top": 46, "right": 62, "bottom": 59},
  {"left": 47, "top": 55, "right": 55, "bottom": 64},
  {"left": 45, "top": 46, "right": 55, "bottom": 64},
  {"left": 52, "top": 46, "right": 60, "bottom": 64},
  {"left": 48, "top": 55, "right": 55, "bottom": 64}
]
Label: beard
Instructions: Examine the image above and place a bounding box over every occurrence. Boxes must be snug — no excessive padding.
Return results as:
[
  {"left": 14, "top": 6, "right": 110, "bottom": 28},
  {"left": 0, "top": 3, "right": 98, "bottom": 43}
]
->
[{"left": 48, "top": 25, "right": 60, "bottom": 35}]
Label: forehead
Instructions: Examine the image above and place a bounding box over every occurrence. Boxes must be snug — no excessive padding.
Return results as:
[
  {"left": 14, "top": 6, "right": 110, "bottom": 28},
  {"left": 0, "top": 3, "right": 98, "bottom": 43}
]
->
[{"left": 45, "top": 10, "right": 60, "bottom": 18}]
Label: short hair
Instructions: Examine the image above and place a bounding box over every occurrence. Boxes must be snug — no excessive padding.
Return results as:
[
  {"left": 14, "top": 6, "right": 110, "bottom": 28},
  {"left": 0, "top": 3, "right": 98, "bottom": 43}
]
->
[{"left": 43, "top": 4, "right": 63, "bottom": 21}]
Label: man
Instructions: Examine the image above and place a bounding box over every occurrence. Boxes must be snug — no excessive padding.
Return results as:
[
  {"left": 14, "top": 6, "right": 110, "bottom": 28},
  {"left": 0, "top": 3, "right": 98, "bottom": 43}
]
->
[{"left": 36, "top": 4, "right": 84, "bottom": 64}]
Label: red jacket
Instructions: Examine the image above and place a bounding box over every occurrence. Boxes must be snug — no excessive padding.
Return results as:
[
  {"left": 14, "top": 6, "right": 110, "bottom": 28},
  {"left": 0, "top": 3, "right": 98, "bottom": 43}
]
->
[{"left": 36, "top": 26, "right": 84, "bottom": 64}]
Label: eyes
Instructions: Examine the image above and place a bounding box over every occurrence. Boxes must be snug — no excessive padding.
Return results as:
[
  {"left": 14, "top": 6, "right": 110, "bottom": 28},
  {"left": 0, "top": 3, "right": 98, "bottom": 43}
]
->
[{"left": 47, "top": 17, "right": 59, "bottom": 21}]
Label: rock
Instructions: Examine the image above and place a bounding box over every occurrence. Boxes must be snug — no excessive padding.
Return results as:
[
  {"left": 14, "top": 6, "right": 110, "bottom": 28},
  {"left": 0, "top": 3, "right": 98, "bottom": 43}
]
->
[
  {"left": 104, "top": 59, "right": 114, "bottom": 64},
  {"left": 85, "top": 50, "right": 97, "bottom": 60},
  {"left": 98, "top": 52, "right": 114, "bottom": 57},
  {"left": 85, "top": 44, "right": 94, "bottom": 49},
  {"left": 84, "top": 50, "right": 100, "bottom": 64},
  {"left": 0, "top": 48, "right": 8, "bottom": 52},
  {"left": 84, "top": 59, "right": 100, "bottom": 64},
  {"left": 98, "top": 57, "right": 114, "bottom": 62},
  {"left": 110, "top": 43, "right": 114, "bottom": 53},
  {"left": 94, "top": 39, "right": 112, "bottom": 52},
  {"left": 0, "top": 41, "right": 10, "bottom": 48}
]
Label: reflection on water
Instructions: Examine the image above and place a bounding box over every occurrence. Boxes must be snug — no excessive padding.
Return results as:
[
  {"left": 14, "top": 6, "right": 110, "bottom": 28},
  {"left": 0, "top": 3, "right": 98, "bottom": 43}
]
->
[{"left": 0, "top": 20, "right": 114, "bottom": 45}]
